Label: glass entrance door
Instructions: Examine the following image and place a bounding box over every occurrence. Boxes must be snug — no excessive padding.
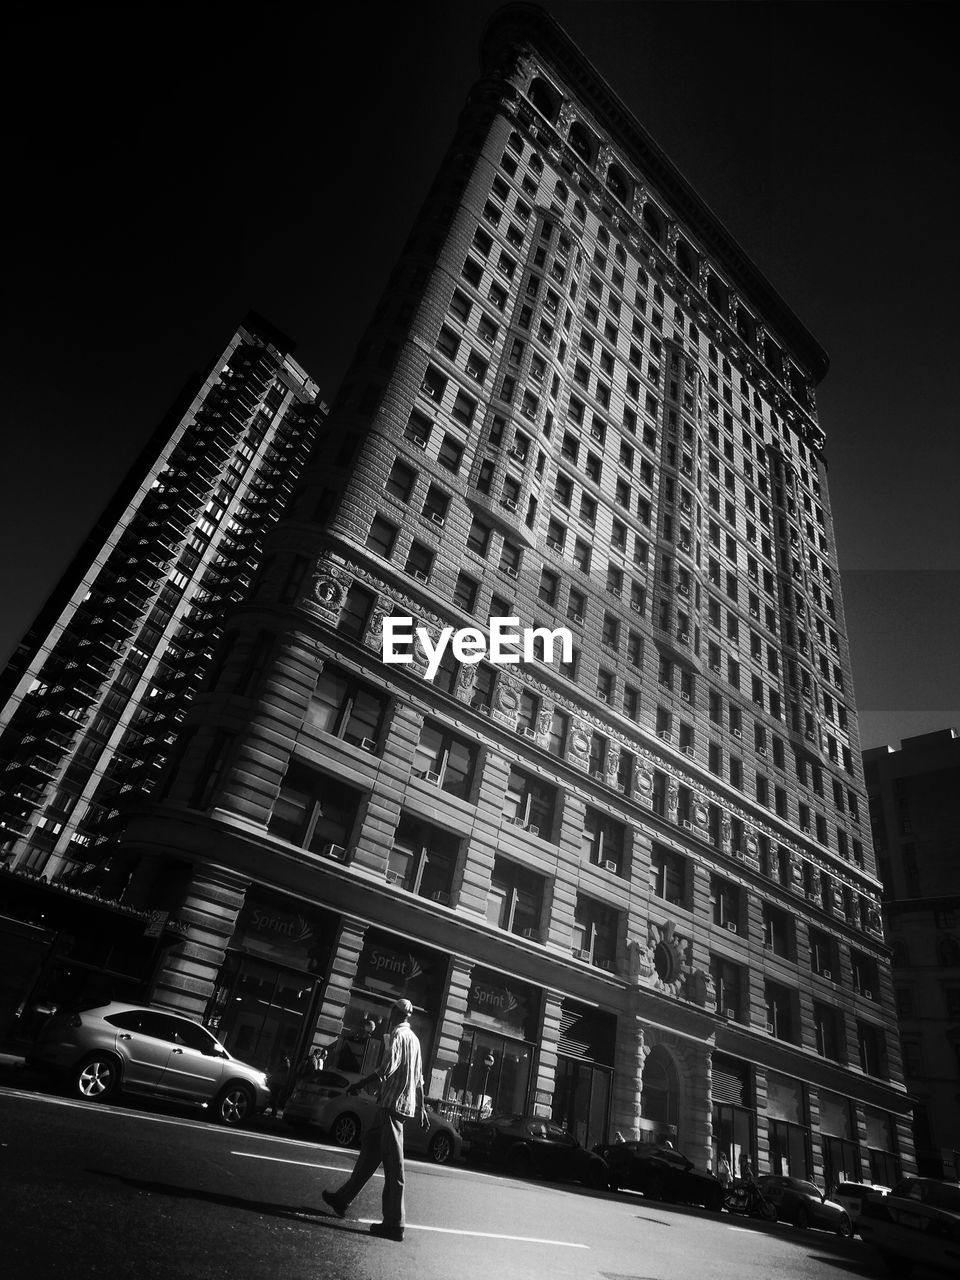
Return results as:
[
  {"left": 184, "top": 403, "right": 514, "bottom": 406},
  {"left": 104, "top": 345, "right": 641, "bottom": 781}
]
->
[{"left": 206, "top": 953, "right": 316, "bottom": 1071}]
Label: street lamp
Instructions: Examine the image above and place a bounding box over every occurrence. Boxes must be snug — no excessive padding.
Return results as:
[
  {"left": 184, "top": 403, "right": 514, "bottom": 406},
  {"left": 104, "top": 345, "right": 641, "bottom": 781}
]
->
[{"left": 480, "top": 1051, "right": 496, "bottom": 1112}]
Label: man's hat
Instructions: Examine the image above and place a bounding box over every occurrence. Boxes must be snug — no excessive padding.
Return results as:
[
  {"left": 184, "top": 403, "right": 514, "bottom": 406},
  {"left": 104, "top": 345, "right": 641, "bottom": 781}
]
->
[{"left": 393, "top": 998, "right": 413, "bottom": 1015}]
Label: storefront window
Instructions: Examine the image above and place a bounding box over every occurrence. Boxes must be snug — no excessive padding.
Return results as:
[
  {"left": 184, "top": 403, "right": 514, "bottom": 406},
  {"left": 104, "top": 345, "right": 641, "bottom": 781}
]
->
[
  {"left": 553, "top": 1001, "right": 616, "bottom": 1148},
  {"left": 444, "top": 968, "right": 539, "bottom": 1120},
  {"left": 820, "top": 1091, "right": 861, "bottom": 1191},
  {"left": 767, "top": 1072, "right": 810, "bottom": 1177},
  {"left": 864, "top": 1107, "right": 900, "bottom": 1186},
  {"left": 712, "top": 1053, "right": 755, "bottom": 1175}
]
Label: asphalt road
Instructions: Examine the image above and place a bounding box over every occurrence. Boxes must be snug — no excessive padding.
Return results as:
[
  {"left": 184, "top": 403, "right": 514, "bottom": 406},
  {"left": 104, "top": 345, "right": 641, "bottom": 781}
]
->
[{"left": 0, "top": 1081, "right": 926, "bottom": 1280}]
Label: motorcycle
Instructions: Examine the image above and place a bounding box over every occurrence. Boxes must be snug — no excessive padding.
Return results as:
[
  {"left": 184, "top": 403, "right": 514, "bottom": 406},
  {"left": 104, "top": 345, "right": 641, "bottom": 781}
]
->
[{"left": 723, "top": 1179, "right": 778, "bottom": 1220}]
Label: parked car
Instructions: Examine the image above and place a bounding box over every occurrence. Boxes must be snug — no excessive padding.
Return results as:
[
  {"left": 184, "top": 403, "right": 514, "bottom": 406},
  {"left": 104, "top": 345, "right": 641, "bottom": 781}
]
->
[
  {"left": 591, "top": 1140, "right": 724, "bottom": 1210},
  {"left": 26, "top": 1001, "right": 270, "bottom": 1125},
  {"left": 857, "top": 1176, "right": 960, "bottom": 1277},
  {"left": 460, "top": 1113, "right": 608, "bottom": 1187},
  {"left": 281, "top": 1069, "right": 461, "bottom": 1165},
  {"left": 755, "top": 1174, "right": 853, "bottom": 1236},
  {"left": 831, "top": 1179, "right": 891, "bottom": 1229}
]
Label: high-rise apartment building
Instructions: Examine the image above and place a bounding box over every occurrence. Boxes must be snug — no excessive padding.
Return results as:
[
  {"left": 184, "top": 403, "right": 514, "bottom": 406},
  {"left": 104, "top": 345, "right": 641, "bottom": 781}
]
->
[
  {"left": 0, "top": 315, "right": 323, "bottom": 1029},
  {"left": 115, "top": 6, "right": 911, "bottom": 1182},
  {"left": 864, "top": 728, "right": 960, "bottom": 1180}
]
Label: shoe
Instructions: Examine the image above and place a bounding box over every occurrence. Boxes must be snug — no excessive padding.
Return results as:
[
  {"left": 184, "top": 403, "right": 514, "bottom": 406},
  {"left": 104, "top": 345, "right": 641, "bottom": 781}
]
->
[
  {"left": 321, "top": 1190, "right": 346, "bottom": 1219},
  {"left": 369, "top": 1222, "right": 404, "bottom": 1242}
]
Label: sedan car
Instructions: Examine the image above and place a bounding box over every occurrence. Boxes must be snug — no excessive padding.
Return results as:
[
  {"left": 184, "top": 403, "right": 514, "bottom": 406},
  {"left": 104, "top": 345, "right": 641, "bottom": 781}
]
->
[
  {"left": 857, "top": 1176, "right": 960, "bottom": 1277},
  {"left": 281, "top": 1069, "right": 461, "bottom": 1165},
  {"left": 460, "top": 1113, "right": 608, "bottom": 1187},
  {"left": 755, "top": 1175, "right": 853, "bottom": 1236},
  {"left": 592, "top": 1140, "right": 724, "bottom": 1210},
  {"left": 831, "top": 1180, "right": 891, "bottom": 1229},
  {"left": 26, "top": 1001, "right": 270, "bottom": 1125}
]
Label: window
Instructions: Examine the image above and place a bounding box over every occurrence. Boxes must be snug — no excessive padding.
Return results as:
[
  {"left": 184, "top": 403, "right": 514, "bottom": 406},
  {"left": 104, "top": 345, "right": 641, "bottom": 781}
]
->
[
  {"left": 405, "top": 540, "right": 434, "bottom": 582},
  {"left": 453, "top": 572, "right": 478, "bottom": 612},
  {"left": 438, "top": 434, "right": 463, "bottom": 473},
  {"left": 487, "top": 857, "right": 545, "bottom": 938},
  {"left": 467, "top": 517, "right": 491, "bottom": 557},
  {"left": 548, "top": 709, "right": 569, "bottom": 757},
  {"left": 581, "top": 807, "right": 625, "bottom": 874},
  {"left": 412, "top": 720, "right": 476, "bottom": 800},
  {"left": 573, "top": 538, "right": 591, "bottom": 572},
  {"left": 366, "top": 515, "right": 398, "bottom": 557},
  {"left": 268, "top": 760, "right": 362, "bottom": 857},
  {"left": 710, "top": 955, "right": 743, "bottom": 1020},
  {"left": 572, "top": 895, "right": 619, "bottom": 969},
  {"left": 813, "top": 1002, "right": 842, "bottom": 1060},
  {"left": 338, "top": 584, "right": 376, "bottom": 641},
  {"left": 387, "top": 814, "right": 459, "bottom": 904},
  {"left": 452, "top": 389, "right": 477, "bottom": 425},
  {"left": 386, "top": 459, "right": 416, "bottom": 502},
  {"left": 405, "top": 409, "right": 432, "bottom": 449},
  {"left": 650, "top": 844, "right": 686, "bottom": 907},
  {"left": 763, "top": 904, "right": 793, "bottom": 959},
  {"left": 710, "top": 876, "right": 741, "bottom": 931},
  {"left": 422, "top": 484, "right": 449, "bottom": 525},
  {"left": 304, "top": 665, "right": 388, "bottom": 750},
  {"left": 504, "top": 767, "right": 556, "bottom": 837},
  {"left": 765, "top": 981, "right": 796, "bottom": 1043}
]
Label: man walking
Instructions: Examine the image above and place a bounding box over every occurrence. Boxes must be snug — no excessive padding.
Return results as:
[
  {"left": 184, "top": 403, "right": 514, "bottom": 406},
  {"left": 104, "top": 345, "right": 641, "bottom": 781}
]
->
[{"left": 322, "top": 997, "right": 428, "bottom": 1242}]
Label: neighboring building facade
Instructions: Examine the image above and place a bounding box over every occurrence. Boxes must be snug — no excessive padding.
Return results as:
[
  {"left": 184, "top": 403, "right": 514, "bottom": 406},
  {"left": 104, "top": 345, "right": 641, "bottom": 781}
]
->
[
  {"left": 0, "top": 315, "right": 324, "bottom": 1032},
  {"left": 865, "top": 728, "right": 960, "bottom": 1180},
  {"left": 115, "top": 7, "right": 911, "bottom": 1181}
]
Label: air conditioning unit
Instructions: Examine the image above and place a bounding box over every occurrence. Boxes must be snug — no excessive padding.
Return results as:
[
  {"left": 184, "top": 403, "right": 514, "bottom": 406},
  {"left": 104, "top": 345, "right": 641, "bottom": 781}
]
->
[
  {"left": 766, "top": 1022, "right": 775, "bottom": 1034},
  {"left": 863, "top": 988, "right": 873, "bottom": 1000},
  {"left": 501, "top": 497, "right": 518, "bottom": 512},
  {"left": 680, "top": 691, "right": 691, "bottom": 702},
  {"left": 430, "top": 512, "right": 445, "bottom": 527},
  {"left": 596, "top": 691, "right": 609, "bottom": 703},
  {"left": 572, "top": 947, "right": 591, "bottom": 961},
  {"left": 726, "top": 921, "right": 738, "bottom": 933},
  {"left": 591, "top": 769, "right": 606, "bottom": 780},
  {"left": 409, "top": 435, "right": 427, "bottom": 450},
  {"left": 630, "top": 602, "right": 643, "bottom": 613},
  {"left": 732, "top": 728, "right": 742, "bottom": 739},
  {"left": 547, "top": 537, "right": 563, "bottom": 550},
  {"left": 521, "top": 927, "right": 539, "bottom": 939},
  {"left": 411, "top": 569, "right": 429, "bottom": 583},
  {"left": 385, "top": 870, "right": 404, "bottom": 885},
  {"left": 595, "top": 958, "right": 614, "bottom": 971},
  {"left": 322, "top": 844, "right": 347, "bottom": 862},
  {"left": 603, "top": 859, "right": 618, "bottom": 873},
  {"left": 511, "top": 446, "right": 526, "bottom": 460},
  {"left": 424, "top": 770, "right": 441, "bottom": 784},
  {"left": 657, "top": 730, "right": 672, "bottom": 741},
  {"left": 570, "top": 612, "right": 584, "bottom": 624},
  {"left": 822, "top": 968, "right": 832, "bottom": 980},
  {"left": 358, "top": 737, "right": 377, "bottom": 752},
  {"left": 615, "top": 783, "right": 626, "bottom": 793},
  {"left": 505, "top": 566, "right": 518, "bottom": 579},
  {"left": 521, "top": 726, "right": 538, "bottom": 738},
  {"left": 682, "top": 819, "right": 694, "bottom": 830},
  {"left": 475, "top": 703, "right": 491, "bottom": 715},
  {"left": 432, "top": 890, "right": 450, "bottom": 905},
  {"left": 724, "top": 1008, "right": 736, "bottom": 1020},
  {"left": 526, "top": 824, "right": 540, "bottom": 837}
]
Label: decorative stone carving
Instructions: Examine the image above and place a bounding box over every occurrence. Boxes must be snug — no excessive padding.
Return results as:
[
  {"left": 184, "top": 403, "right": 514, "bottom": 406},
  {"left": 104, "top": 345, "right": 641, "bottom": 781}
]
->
[
  {"left": 627, "top": 936, "right": 656, "bottom": 984},
  {"left": 666, "top": 776, "right": 680, "bottom": 823},
  {"left": 597, "top": 143, "right": 614, "bottom": 181},
  {"left": 647, "top": 919, "right": 689, "bottom": 999},
  {"left": 698, "top": 260, "right": 710, "bottom": 292},
  {"left": 632, "top": 185, "right": 649, "bottom": 222},
  {"left": 300, "top": 563, "right": 350, "bottom": 624},
  {"left": 569, "top": 722, "right": 591, "bottom": 769},
  {"left": 536, "top": 706, "right": 553, "bottom": 737},
  {"left": 666, "top": 222, "right": 680, "bottom": 258},
  {"left": 455, "top": 664, "right": 478, "bottom": 700},
  {"left": 685, "top": 967, "right": 714, "bottom": 1007},
  {"left": 492, "top": 674, "right": 522, "bottom": 728},
  {"left": 720, "top": 812, "right": 733, "bottom": 856},
  {"left": 557, "top": 101, "right": 576, "bottom": 132}
]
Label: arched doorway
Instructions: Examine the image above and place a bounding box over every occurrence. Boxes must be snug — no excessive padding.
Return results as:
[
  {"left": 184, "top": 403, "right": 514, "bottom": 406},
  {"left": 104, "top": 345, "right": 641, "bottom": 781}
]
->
[{"left": 642, "top": 1044, "right": 680, "bottom": 1140}]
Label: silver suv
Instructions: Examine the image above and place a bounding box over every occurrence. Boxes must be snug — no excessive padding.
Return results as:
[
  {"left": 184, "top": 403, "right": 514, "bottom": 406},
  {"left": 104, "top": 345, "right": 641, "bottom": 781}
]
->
[{"left": 28, "top": 1001, "right": 270, "bottom": 1125}]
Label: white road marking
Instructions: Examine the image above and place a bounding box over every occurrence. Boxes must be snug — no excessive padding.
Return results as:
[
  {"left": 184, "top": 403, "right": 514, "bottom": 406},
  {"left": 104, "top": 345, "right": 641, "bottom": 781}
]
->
[
  {"left": 232, "top": 1150, "right": 372, "bottom": 1175},
  {"left": 356, "top": 1219, "right": 588, "bottom": 1247}
]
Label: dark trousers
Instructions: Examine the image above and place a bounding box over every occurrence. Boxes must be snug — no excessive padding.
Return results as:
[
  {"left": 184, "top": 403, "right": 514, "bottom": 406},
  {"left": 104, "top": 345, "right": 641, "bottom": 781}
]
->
[{"left": 334, "top": 1108, "right": 406, "bottom": 1228}]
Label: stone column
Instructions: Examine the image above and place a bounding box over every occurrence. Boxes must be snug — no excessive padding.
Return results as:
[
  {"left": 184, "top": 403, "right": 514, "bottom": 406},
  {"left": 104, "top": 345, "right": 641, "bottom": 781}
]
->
[
  {"left": 610, "top": 1012, "right": 645, "bottom": 1139},
  {"left": 313, "top": 917, "right": 367, "bottom": 1047},
  {"left": 429, "top": 957, "right": 475, "bottom": 1100},
  {"left": 532, "top": 992, "right": 563, "bottom": 1117},
  {"left": 150, "top": 863, "right": 249, "bottom": 1019}
]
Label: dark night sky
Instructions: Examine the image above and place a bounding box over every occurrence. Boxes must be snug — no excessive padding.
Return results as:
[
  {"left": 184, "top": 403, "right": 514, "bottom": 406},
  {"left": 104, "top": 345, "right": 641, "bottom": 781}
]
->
[{"left": 1, "top": 2, "right": 957, "bottom": 753}]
